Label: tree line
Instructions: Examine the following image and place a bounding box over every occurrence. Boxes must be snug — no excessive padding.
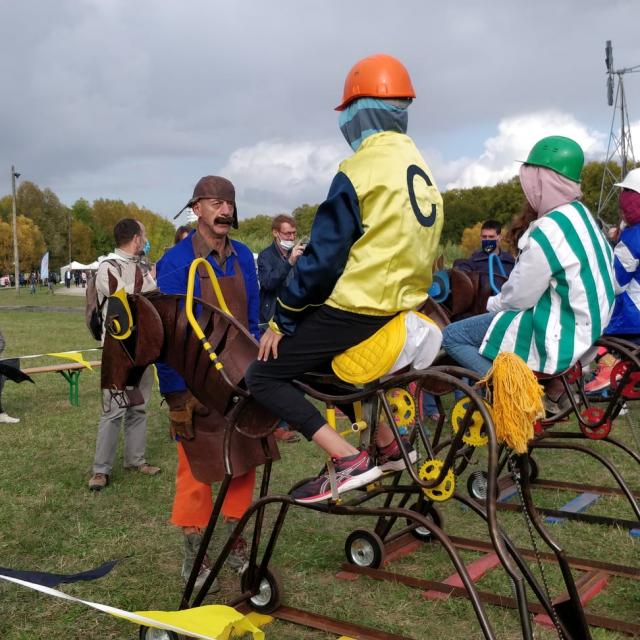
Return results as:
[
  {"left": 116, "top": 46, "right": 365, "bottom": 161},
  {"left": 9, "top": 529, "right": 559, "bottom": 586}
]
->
[
  {"left": 0, "top": 182, "right": 176, "bottom": 272},
  {"left": 232, "top": 161, "right": 623, "bottom": 255},
  {"left": 0, "top": 161, "right": 623, "bottom": 272}
]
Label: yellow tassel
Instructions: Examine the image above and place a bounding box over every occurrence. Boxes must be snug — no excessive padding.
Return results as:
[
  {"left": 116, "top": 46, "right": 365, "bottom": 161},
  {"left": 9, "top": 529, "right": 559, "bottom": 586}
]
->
[{"left": 478, "top": 352, "right": 545, "bottom": 454}]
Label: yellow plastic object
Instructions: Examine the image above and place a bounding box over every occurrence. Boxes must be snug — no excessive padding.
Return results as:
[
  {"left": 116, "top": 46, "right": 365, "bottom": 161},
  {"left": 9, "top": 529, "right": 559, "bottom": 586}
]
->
[
  {"left": 451, "top": 397, "right": 489, "bottom": 447},
  {"left": 331, "top": 313, "right": 407, "bottom": 383},
  {"left": 418, "top": 459, "right": 455, "bottom": 502},
  {"left": 185, "top": 258, "right": 234, "bottom": 371},
  {"left": 0, "top": 571, "right": 266, "bottom": 640},
  {"left": 107, "top": 289, "right": 133, "bottom": 340},
  {"left": 326, "top": 406, "right": 337, "bottom": 429},
  {"left": 385, "top": 387, "right": 415, "bottom": 426},
  {"left": 47, "top": 352, "right": 93, "bottom": 370}
]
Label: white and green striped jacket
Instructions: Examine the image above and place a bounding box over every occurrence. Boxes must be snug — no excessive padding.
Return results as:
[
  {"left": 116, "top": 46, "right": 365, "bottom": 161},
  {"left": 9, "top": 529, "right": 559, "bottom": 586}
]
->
[{"left": 481, "top": 201, "right": 615, "bottom": 374}]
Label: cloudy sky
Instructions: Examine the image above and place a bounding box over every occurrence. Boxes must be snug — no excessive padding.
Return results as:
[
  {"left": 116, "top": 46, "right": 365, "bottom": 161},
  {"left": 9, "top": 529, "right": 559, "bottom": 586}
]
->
[{"left": 2, "top": 0, "right": 639, "bottom": 222}]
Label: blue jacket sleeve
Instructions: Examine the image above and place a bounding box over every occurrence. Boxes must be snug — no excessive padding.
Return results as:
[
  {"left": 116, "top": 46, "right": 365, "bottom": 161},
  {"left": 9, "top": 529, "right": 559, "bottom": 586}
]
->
[
  {"left": 234, "top": 243, "right": 261, "bottom": 341},
  {"left": 257, "top": 245, "right": 291, "bottom": 292},
  {"left": 155, "top": 251, "right": 189, "bottom": 395},
  {"left": 273, "top": 172, "right": 362, "bottom": 335}
]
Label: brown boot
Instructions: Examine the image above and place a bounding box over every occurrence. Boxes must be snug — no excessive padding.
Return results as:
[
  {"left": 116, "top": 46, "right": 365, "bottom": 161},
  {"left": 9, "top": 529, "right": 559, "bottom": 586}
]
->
[
  {"left": 88, "top": 473, "right": 108, "bottom": 491},
  {"left": 182, "top": 532, "right": 219, "bottom": 593},
  {"left": 225, "top": 521, "right": 250, "bottom": 574},
  {"left": 124, "top": 463, "right": 161, "bottom": 475}
]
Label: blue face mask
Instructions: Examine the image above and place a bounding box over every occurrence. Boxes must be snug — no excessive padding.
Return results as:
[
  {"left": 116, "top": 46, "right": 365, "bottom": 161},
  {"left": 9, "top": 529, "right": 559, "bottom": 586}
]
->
[
  {"left": 143, "top": 239, "right": 151, "bottom": 255},
  {"left": 481, "top": 239, "right": 497, "bottom": 254}
]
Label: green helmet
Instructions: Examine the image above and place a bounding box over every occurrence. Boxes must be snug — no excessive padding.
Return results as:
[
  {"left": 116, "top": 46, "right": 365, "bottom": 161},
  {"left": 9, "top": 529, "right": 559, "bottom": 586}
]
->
[{"left": 524, "top": 135, "right": 584, "bottom": 183}]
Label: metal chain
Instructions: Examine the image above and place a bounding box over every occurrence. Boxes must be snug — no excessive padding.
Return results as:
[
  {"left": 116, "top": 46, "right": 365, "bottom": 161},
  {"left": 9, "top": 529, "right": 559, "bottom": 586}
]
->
[{"left": 509, "top": 454, "right": 565, "bottom": 640}]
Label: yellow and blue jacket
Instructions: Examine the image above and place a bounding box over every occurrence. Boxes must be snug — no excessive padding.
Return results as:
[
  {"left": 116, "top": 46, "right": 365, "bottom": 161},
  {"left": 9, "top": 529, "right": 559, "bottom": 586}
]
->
[{"left": 273, "top": 131, "right": 443, "bottom": 335}]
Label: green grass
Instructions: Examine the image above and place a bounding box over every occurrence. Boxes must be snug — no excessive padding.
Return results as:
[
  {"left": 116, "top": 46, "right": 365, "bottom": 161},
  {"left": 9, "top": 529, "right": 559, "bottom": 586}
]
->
[
  {"left": 0, "top": 302, "right": 638, "bottom": 639},
  {"left": 0, "top": 285, "right": 86, "bottom": 309}
]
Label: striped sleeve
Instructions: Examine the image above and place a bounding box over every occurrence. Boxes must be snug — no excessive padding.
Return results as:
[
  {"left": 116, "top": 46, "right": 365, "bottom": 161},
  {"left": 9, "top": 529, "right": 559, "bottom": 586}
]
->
[
  {"left": 613, "top": 241, "right": 639, "bottom": 293},
  {"left": 489, "top": 234, "right": 551, "bottom": 311}
]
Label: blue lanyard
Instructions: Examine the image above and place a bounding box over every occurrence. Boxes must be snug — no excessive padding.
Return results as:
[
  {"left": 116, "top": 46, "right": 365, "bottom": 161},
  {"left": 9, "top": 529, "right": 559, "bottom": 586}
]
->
[{"left": 488, "top": 253, "right": 507, "bottom": 294}]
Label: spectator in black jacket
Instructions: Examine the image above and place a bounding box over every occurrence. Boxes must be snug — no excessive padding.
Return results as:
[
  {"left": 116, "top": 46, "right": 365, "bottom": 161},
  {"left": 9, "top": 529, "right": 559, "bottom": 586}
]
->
[
  {"left": 453, "top": 219, "right": 516, "bottom": 282},
  {"left": 256, "top": 214, "right": 305, "bottom": 443},
  {"left": 257, "top": 214, "right": 305, "bottom": 330}
]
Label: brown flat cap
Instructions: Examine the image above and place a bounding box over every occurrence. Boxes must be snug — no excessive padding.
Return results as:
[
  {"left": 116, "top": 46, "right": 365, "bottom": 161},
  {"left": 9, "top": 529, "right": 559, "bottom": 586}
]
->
[{"left": 175, "top": 176, "right": 238, "bottom": 227}]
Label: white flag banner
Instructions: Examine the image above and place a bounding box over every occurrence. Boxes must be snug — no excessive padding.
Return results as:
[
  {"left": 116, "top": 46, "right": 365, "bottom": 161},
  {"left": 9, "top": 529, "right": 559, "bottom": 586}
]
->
[{"left": 40, "top": 251, "right": 49, "bottom": 280}]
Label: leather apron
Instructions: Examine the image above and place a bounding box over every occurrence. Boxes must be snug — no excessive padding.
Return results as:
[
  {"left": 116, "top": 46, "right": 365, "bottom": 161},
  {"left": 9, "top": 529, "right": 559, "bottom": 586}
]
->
[{"left": 180, "top": 235, "right": 280, "bottom": 484}]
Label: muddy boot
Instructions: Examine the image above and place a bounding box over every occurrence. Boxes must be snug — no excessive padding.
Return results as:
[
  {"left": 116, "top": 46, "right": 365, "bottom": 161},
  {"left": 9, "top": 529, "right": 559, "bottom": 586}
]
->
[
  {"left": 225, "top": 521, "right": 249, "bottom": 575},
  {"left": 182, "top": 532, "right": 219, "bottom": 593}
]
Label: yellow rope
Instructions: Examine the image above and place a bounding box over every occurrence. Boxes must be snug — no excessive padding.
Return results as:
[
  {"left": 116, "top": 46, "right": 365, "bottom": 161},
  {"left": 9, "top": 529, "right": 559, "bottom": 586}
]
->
[{"left": 478, "top": 352, "right": 545, "bottom": 454}]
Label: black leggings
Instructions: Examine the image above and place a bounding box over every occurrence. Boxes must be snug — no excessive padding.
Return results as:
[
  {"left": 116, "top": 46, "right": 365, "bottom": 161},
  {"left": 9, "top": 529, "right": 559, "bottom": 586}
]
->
[{"left": 246, "top": 305, "right": 391, "bottom": 440}]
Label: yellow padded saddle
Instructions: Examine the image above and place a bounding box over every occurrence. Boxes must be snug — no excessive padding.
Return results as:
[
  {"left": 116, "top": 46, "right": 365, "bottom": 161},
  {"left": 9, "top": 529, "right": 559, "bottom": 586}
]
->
[{"left": 332, "top": 311, "right": 432, "bottom": 384}]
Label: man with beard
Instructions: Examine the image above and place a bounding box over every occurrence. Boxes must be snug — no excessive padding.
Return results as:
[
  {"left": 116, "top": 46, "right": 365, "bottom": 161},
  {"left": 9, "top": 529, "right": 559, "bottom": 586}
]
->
[
  {"left": 156, "top": 176, "right": 263, "bottom": 591},
  {"left": 88, "top": 218, "right": 159, "bottom": 491}
]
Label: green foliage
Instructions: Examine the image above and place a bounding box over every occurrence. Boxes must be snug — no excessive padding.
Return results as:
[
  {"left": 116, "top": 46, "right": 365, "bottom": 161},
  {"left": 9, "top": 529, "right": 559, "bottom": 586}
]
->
[
  {"left": 232, "top": 214, "right": 274, "bottom": 253},
  {"left": 292, "top": 203, "right": 319, "bottom": 239},
  {"left": 441, "top": 177, "right": 524, "bottom": 245},
  {"left": 15, "top": 181, "right": 70, "bottom": 269},
  {"left": 581, "top": 160, "right": 630, "bottom": 224},
  {"left": 0, "top": 195, "right": 12, "bottom": 223},
  {"left": 0, "top": 160, "right": 626, "bottom": 273}
]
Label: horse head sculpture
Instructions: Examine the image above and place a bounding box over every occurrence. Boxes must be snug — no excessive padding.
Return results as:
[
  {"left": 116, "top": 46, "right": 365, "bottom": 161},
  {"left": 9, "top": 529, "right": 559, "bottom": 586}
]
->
[{"left": 101, "top": 285, "right": 278, "bottom": 440}]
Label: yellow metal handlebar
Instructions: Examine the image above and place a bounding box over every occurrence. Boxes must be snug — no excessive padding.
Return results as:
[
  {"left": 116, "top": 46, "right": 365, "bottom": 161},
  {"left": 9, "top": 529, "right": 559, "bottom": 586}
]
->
[{"left": 185, "top": 258, "right": 234, "bottom": 371}]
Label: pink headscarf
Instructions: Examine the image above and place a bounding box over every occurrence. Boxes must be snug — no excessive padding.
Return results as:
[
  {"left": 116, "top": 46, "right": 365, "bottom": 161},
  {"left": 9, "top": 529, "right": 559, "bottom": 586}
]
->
[{"left": 519, "top": 165, "right": 582, "bottom": 217}]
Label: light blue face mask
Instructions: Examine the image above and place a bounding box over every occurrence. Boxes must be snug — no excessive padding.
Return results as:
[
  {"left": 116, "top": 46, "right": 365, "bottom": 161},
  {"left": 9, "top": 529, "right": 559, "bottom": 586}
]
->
[{"left": 143, "top": 239, "right": 151, "bottom": 255}]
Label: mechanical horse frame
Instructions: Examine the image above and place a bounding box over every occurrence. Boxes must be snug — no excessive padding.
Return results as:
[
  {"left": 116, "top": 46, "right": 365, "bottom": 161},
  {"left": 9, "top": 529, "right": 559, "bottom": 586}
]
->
[{"left": 100, "top": 259, "right": 615, "bottom": 640}]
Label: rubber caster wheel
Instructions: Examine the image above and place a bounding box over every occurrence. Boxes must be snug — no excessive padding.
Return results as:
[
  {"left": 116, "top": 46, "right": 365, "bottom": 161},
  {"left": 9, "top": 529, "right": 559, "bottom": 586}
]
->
[
  {"left": 406, "top": 501, "right": 443, "bottom": 542},
  {"left": 139, "top": 627, "right": 180, "bottom": 640},
  {"left": 240, "top": 567, "right": 282, "bottom": 614},
  {"left": 344, "top": 529, "right": 385, "bottom": 569}
]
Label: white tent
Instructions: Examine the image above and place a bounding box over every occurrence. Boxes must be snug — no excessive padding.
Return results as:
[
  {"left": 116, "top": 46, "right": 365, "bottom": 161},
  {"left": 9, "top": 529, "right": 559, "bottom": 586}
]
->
[{"left": 59, "top": 258, "right": 104, "bottom": 279}]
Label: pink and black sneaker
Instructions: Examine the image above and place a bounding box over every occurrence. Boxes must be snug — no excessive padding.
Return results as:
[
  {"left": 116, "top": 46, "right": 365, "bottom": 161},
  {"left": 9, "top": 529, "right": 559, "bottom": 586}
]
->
[
  {"left": 291, "top": 450, "right": 382, "bottom": 504},
  {"left": 377, "top": 437, "right": 418, "bottom": 472}
]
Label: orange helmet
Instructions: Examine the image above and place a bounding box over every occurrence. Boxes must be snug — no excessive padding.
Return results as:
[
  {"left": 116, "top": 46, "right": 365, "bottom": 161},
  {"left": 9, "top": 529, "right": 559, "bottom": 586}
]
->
[{"left": 335, "top": 54, "right": 416, "bottom": 111}]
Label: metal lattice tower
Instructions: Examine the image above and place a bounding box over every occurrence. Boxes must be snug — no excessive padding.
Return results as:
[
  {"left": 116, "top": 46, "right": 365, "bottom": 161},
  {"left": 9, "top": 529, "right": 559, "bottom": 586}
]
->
[{"left": 597, "top": 40, "right": 640, "bottom": 219}]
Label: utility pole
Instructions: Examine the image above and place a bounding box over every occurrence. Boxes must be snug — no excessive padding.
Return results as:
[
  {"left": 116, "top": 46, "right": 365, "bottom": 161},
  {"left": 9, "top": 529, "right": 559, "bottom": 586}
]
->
[
  {"left": 68, "top": 210, "right": 72, "bottom": 264},
  {"left": 10, "top": 166, "right": 20, "bottom": 293}
]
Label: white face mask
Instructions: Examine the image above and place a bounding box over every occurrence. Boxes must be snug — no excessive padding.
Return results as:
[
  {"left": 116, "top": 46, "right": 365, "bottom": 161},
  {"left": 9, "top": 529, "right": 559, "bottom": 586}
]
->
[{"left": 279, "top": 239, "right": 295, "bottom": 250}]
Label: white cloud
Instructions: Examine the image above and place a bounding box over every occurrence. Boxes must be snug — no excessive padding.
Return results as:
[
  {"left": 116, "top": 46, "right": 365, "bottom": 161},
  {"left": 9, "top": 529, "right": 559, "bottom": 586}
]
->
[
  {"left": 222, "top": 111, "right": 639, "bottom": 218},
  {"left": 439, "top": 111, "right": 607, "bottom": 190},
  {"left": 221, "top": 139, "right": 345, "bottom": 214}
]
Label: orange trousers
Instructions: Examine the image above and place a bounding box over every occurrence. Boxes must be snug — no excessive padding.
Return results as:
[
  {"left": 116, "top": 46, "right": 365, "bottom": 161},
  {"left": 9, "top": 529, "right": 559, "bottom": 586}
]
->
[{"left": 170, "top": 443, "right": 256, "bottom": 528}]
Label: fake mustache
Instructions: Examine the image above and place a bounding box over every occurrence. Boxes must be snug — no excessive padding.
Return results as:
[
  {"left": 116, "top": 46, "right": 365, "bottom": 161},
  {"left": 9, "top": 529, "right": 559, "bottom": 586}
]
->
[{"left": 214, "top": 217, "right": 234, "bottom": 226}]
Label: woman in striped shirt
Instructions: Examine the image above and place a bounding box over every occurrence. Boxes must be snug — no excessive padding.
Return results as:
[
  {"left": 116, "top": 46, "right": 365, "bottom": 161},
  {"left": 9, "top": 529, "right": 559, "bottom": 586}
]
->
[{"left": 442, "top": 136, "right": 615, "bottom": 405}]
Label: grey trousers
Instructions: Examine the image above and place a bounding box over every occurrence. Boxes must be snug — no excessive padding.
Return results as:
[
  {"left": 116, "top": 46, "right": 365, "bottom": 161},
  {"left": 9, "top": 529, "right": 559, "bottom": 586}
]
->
[{"left": 92, "top": 366, "right": 154, "bottom": 475}]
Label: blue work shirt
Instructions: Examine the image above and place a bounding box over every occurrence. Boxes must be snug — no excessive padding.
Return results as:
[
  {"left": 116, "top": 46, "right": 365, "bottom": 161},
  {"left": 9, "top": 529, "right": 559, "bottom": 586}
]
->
[{"left": 155, "top": 229, "right": 260, "bottom": 394}]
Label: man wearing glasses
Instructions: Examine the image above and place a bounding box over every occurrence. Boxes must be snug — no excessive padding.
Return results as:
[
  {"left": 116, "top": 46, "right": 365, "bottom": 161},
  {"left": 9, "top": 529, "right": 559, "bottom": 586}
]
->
[{"left": 257, "top": 214, "right": 305, "bottom": 331}]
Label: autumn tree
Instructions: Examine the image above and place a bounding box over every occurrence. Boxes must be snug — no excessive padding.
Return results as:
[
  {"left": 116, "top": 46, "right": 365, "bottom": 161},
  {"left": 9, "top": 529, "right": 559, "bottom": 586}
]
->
[
  {"left": 70, "top": 220, "right": 95, "bottom": 263},
  {"left": 0, "top": 216, "right": 46, "bottom": 273},
  {"left": 459, "top": 222, "right": 483, "bottom": 257}
]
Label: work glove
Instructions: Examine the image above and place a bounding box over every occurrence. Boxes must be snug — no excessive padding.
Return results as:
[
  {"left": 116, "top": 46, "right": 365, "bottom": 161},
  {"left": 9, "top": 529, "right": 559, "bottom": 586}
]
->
[{"left": 163, "top": 390, "right": 210, "bottom": 441}]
